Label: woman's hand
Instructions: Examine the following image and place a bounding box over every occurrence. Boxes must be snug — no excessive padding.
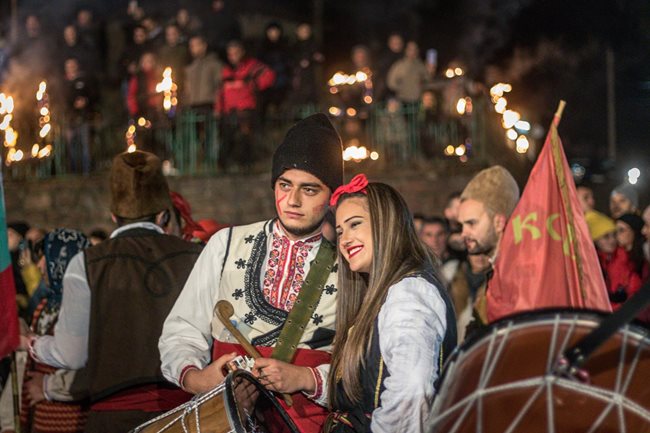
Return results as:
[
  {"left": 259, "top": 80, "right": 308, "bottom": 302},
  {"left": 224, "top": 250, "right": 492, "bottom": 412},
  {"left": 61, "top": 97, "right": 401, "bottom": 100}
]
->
[
  {"left": 252, "top": 358, "right": 315, "bottom": 394},
  {"left": 18, "top": 319, "right": 35, "bottom": 351},
  {"left": 19, "top": 247, "right": 33, "bottom": 267},
  {"left": 181, "top": 352, "right": 238, "bottom": 394},
  {"left": 25, "top": 372, "right": 45, "bottom": 406}
]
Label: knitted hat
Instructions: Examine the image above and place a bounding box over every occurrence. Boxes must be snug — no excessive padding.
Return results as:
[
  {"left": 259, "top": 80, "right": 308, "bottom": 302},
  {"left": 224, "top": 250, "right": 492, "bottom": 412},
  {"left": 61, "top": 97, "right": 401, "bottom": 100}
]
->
[
  {"left": 110, "top": 150, "right": 171, "bottom": 219},
  {"left": 617, "top": 213, "right": 644, "bottom": 237},
  {"left": 585, "top": 210, "right": 616, "bottom": 241},
  {"left": 271, "top": 113, "right": 343, "bottom": 193},
  {"left": 611, "top": 183, "right": 638, "bottom": 209},
  {"left": 461, "top": 166, "right": 520, "bottom": 217}
]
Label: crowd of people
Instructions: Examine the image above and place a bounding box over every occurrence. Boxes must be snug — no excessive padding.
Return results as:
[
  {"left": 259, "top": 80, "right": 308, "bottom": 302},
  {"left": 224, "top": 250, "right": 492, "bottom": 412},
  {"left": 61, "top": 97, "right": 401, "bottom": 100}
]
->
[
  {"left": 0, "top": 1, "right": 475, "bottom": 174},
  {"left": 0, "top": 112, "right": 648, "bottom": 433}
]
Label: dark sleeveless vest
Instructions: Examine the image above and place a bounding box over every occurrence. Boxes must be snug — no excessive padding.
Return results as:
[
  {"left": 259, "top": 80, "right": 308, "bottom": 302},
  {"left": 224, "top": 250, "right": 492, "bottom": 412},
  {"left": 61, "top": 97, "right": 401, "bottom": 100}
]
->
[
  {"left": 83, "top": 227, "right": 202, "bottom": 401},
  {"left": 329, "top": 270, "right": 457, "bottom": 432}
]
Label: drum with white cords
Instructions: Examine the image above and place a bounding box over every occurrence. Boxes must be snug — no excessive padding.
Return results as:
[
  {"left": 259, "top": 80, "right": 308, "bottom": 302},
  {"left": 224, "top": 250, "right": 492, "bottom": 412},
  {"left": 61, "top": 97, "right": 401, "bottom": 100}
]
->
[
  {"left": 427, "top": 310, "right": 650, "bottom": 433},
  {"left": 131, "top": 370, "right": 299, "bottom": 433}
]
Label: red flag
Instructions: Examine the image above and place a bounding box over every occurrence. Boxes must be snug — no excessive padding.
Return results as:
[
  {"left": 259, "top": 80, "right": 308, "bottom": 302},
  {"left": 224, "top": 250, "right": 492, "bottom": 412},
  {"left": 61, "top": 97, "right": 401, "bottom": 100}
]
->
[
  {"left": 487, "top": 102, "right": 611, "bottom": 322},
  {"left": 0, "top": 172, "right": 19, "bottom": 359}
]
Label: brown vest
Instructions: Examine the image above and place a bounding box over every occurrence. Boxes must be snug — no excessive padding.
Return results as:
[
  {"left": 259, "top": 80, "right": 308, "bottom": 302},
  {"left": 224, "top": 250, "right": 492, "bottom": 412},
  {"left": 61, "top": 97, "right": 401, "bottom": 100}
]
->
[{"left": 83, "top": 227, "right": 202, "bottom": 401}]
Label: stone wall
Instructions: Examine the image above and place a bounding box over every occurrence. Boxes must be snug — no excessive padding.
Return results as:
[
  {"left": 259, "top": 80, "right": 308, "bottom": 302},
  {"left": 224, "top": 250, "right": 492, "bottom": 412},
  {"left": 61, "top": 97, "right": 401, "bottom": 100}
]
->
[{"left": 5, "top": 169, "right": 475, "bottom": 233}]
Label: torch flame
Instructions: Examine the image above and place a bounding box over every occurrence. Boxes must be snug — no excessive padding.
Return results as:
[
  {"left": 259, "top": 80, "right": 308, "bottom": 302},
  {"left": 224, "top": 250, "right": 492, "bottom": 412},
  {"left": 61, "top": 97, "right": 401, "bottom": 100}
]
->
[
  {"left": 516, "top": 135, "right": 529, "bottom": 153},
  {"left": 342, "top": 141, "right": 369, "bottom": 162},
  {"left": 38, "top": 145, "right": 52, "bottom": 158},
  {"left": 4, "top": 127, "right": 18, "bottom": 147},
  {"left": 39, "top": 124, "right": 51, "bottom": 138},
  {"left": 36, "top": 81, "right": 47, "bottom": 101},
  {"left": 502, "top": 110, "right": 521, "bottom": 129},
  {"left": 0, "top": 115, "right": 12, "bottom": 130},
  {"left": 456, "top": 98, "right": 467, "bottom": 115},
  {"left": 156, "top": 67, "right": 174, "bottom": 93}
]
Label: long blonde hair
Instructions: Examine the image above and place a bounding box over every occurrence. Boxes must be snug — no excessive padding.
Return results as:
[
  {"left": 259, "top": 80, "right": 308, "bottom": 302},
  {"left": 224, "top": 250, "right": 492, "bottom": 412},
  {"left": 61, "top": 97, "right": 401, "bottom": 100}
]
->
[{"left": 328, "top": 182, "right": 435, "bottom": 404}]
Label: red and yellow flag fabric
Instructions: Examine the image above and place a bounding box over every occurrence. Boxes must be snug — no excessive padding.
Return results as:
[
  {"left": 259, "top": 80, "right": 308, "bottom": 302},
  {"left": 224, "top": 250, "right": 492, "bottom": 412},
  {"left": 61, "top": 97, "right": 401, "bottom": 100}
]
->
[
  {"left": 0, "top": 172, "right": 19, "bottom": 359},
  {"left": 487, "top": 102, "right": 611, "bottom": 322}
]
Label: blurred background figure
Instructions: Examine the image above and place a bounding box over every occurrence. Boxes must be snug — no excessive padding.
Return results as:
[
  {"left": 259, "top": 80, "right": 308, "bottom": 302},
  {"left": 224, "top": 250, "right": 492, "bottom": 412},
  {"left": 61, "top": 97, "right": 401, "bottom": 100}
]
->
[
  {"left": 610, "top": 183, "right": 638, "bottom": 219},
  {"left": 586, "top": 211, "right": 642, "bottom": 312},
  {"left": 576, "top": 185, "right": 595, "bottom": 214}
]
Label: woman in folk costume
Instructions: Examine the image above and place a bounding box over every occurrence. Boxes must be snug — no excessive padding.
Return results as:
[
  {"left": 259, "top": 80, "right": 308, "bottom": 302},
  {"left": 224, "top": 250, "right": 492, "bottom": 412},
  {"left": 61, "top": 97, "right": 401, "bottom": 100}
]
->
[
  {"left": 256, "top": 174, "right": 456, "bottom": 432},
  {"left": 19, "top": 229, "right": 91, "bottom": 433},
  {"left": 324, "top": 175, "right": 457, "bottom": 432}
]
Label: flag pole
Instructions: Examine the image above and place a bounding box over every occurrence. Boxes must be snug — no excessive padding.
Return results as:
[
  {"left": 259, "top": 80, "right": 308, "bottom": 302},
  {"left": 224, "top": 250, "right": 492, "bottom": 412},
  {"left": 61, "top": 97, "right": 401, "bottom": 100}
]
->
[
  {"left": 548, "top": 100, "right": 586, "bottom": 302},
  {"left": 11, "top": 352, "right": 21, "bottom": 433},
  {"left": 553, "top": 100, "right": 566, "bottom": 126}
]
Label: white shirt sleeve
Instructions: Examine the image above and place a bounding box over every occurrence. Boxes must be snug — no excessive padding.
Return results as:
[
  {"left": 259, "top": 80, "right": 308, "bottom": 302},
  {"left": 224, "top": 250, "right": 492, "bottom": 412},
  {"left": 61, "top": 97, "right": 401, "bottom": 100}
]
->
[
  {"left": 302, "top": 363, "right": 330, "bottom": 408},
  {"left": 371, "top": 276, "right": 447, "bottom": 433},
  {"left": 33, "top": 252, "right": 90, "bottom": 370},
  {"left": 159, "top": 229, "right": 228, "bottom": 386},
  {"left": 43, "top": 369, "right": 82, "bottom": 402}
]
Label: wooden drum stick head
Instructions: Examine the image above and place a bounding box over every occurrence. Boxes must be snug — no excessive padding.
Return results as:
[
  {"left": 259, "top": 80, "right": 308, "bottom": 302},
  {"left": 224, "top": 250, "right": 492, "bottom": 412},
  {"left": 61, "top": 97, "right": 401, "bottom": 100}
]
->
[{"left": 216, "top": 300, "right": 235, "bottom": 319}]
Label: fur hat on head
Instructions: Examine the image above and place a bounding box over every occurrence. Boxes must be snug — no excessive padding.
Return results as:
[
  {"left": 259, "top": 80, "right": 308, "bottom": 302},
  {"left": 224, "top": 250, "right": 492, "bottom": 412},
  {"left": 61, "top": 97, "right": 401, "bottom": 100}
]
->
[
  {"left": 271, "top": 113, "right": 343, "bottom": 193},
  {"left": 461, "top": 165, "right": 520, "bottom": 217},
  {"left": 110, "top": 150, "right": 171, "bottom": 219}
]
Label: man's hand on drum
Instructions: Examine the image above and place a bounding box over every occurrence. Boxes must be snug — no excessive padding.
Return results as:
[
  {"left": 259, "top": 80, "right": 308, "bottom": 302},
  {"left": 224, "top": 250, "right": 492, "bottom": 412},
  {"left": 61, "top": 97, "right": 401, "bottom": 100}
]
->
[
  {"left": 252, "top": 358, "right": 315, "bottom": 394},
  {"left": 182, "top": 352, "right": 238, "bottom": 394}
]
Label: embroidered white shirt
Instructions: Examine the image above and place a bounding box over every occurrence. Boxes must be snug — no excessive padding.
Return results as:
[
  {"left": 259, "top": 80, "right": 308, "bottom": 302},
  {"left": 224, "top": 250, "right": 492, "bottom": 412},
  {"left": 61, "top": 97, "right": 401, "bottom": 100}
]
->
[{"left": 159, "top": 220, "right": 326, "bottom": 386}]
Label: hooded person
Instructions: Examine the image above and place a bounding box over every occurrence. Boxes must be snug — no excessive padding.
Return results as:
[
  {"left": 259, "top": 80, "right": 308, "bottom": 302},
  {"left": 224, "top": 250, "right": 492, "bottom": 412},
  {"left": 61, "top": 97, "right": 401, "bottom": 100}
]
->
[
  {"left": 23, "top": 150, "right": 203, "bottom": 433},
  {"left": 160, "top": 113, "right": 344, "bottom": 433}
]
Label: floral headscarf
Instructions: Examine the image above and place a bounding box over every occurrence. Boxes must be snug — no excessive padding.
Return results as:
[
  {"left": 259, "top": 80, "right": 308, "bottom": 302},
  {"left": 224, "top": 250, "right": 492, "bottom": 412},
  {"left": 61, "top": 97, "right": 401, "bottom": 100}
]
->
[{"left": 43, "top": 228, "right": 91, "bottom": 307}]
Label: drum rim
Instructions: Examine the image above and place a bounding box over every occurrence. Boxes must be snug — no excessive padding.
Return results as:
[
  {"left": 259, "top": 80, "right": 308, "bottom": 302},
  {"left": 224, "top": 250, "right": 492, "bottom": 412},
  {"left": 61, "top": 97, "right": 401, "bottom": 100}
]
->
[
  {"left": 224, "top": 369, "right": 300, "bottom": 433},
  {"left": 440, "top": 307, "right": 649, "bottom": 387}
]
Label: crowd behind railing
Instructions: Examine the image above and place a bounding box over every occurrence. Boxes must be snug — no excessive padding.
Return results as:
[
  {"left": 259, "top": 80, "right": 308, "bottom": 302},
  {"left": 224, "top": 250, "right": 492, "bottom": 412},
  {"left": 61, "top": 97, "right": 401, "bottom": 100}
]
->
[{"left": 0, "top": 1, "right": 489, "bottom": 178}]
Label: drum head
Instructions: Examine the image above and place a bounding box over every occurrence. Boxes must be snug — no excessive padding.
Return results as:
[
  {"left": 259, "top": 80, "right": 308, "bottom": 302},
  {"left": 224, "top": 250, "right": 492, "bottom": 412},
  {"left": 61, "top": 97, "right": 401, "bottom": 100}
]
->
[
  {"left": 429, "top": 309, "right": 650, "bottom": 433},
  {"left": 225, "top": 370, "right": 300, "bottom": 433}
]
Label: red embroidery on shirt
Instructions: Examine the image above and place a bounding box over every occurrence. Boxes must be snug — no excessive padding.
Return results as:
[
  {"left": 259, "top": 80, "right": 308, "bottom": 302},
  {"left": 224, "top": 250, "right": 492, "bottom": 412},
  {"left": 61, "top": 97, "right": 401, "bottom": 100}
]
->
[{"left": 262, "top": 226, "right": 321, "bottom": 311}]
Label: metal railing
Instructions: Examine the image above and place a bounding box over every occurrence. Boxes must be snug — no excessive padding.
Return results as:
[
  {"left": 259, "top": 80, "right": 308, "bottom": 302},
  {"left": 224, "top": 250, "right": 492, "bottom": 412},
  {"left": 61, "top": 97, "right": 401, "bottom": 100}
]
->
[{"left": 3, "top": 102, "right": 488, "bottom": 179}]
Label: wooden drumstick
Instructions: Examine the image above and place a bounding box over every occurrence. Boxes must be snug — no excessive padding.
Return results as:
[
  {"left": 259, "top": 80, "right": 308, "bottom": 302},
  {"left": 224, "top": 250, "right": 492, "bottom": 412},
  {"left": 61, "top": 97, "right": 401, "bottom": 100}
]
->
[{"left": 215, "top": 300, "right": 293, "bottom": 407}]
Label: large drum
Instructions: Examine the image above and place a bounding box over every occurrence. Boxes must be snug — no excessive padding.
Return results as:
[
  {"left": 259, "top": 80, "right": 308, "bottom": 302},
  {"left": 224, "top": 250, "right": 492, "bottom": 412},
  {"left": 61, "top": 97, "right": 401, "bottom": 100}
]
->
[
  {"left": 428, "top": 310, "right": 650, "bottom": 433},
  {"left": 132, "top": 370, "right": 299, "bottom": 433}
]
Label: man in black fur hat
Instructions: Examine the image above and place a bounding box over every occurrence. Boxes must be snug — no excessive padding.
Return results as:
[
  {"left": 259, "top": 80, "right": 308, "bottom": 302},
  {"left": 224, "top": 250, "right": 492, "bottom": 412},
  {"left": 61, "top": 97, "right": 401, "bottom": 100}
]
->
[{"left": 160, "top": 113, "right": 343, "bottom": 433}]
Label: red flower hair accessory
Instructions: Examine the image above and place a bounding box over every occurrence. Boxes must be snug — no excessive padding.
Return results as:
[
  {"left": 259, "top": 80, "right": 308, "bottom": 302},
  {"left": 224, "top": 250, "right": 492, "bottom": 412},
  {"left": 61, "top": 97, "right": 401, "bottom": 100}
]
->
[
  {"left": 170, "top": 191, "right": 202, "bottom": 241},
  {"left": 330, "top": 174, "right": 369, "bottom": 206}
]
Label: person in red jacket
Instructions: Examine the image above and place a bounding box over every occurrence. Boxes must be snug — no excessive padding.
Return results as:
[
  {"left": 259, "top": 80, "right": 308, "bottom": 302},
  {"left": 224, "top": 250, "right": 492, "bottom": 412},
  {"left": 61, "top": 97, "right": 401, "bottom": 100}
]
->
[
  {"left": 586, "top": 210, "right": 642, "bottom": 311},
  {"left": 216, "top": 40, "right": 275, "bottom": 171}
]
